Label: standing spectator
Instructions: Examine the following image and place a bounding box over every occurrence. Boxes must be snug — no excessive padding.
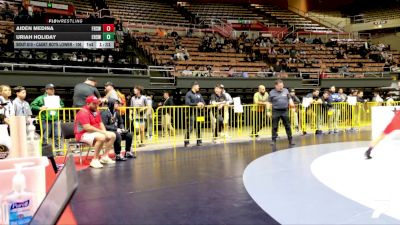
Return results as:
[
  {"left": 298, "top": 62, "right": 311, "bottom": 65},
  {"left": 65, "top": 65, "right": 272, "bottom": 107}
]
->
[
  {"left": 320, "top": 90, "right": 333, "bottom": 133},
  {"left": 372, "top": 91, "right": 384, "bottom": 104},
  {"left": 0, "top": 85, "right": 14, "bottom": 126},
  {"left": 356, "top": 91, "right": 366, "bottom": 103},
  {"left": 304, "top": 88, "right": 322, "bottom": 135},
  {"left": 31, "top": 84, "right": 64, "bottom": 149},
  {"left": 386, "top": 93, "right": 395, "bottom": 106},
  {"left": 145, "top": 95, "right": 154, "bottom": 141},
  {"left": 210, "top": 85, "right": 227, "bottom": 143},
  {"left": 74, "top": 96, "right": 116, "bottom": 169},
  {"left": 328, "top": 86, "right": 342, "bottom": 133},
  {"left": 73, "top": 77, "right": 101, "bottom": 107},
  {"left": 12, "top": 86, "right": 32, "bottom": 123},
  {"left": 267, "top": 80, "right": 295, "bottom": 151},
  {"left": 101, "top": 100, "right": 135, "bottom": 161},
  {"left": 289, "top": 89, "right": 300, "bottom": 132},
  {"left": 160, "top": 91, "right": 175, "bottom": 137},
  {"left": 130, "top": 85, "right": 147, "bottom": 146},
  {"left": 184, "top": 82, "right": 205, "bottom": 147},
  {"left": 104, "top": 81, "right": 119, "bottom": 103},
  {"left": 251, "top": 85, "right": 268, "bottom": 139},
  {"left": 219, "top": 84, "right": 232, "bottom": 137},
  {"left": 338, "top": 88, "right": 347, "bottom": 102}
]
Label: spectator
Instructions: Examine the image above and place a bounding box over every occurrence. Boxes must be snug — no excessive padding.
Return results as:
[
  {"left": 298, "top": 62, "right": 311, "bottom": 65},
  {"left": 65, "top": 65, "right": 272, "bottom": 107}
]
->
[
  {"left": 289, "top": 89, "right": 300, "bottom": 132},
  {"left": 386, "top": 93, "right": 395, "bottom": 106},
  {"left": 227, "top": 66, "right": 235, "bottom": 77},
  {"left": 101, "top": 99, "right": 134, "bottom": 161},
  {"left": 159, "top": 91, "right": 175, "bottom": 137},
  {"left": 130, "top": 85, "right": 147, "bottom": 146},
  {"left": 182, "top": 66, "right": 192, "bottom": 76},
  {"left": 30, "top": 84, "right": 64, "bottom": 149},
  {"left": 210, "top": 85, "right": 227, "bottom": 143},
  {"left": 320, "top": 90, "right": 334, "bottom": 133},
  {"left": 184, "top": 82, "right": 205, "bottom": 147},
  {"left": 0, "top": 85, "right": 14, "bottom": 126},
  {"left": 338, "top": 88, "right": 348, "bottom": 102},
  {"left": 251, "top": 85, "right": 268, "bottom": 139},
  {"left": 73, "top": 77, "right": 101, "bottom": 107},
  {"left": 74, "top": 96, "right": 116, "bottom": 169},
  {"left": 328, "top": 86, "right": 341, "bottom": 133},
  {"left": 219, "top": 84, "right": 232, "bottom": 137},
  {"left": 145, "top": 95, "right": 154, "bottom": 140},
  {"left": 372, "top": 91, "right": 384, "bottom": 103},
  {"left": 104, "top": 81, "right": 119, "bottom": 103},
  {"left": 304, "top": 88, "right": 322, "bottom": 135},
  {"left": 12, "top": 86, "right": 32, "bottom": 124},
  {"left": 357, "top": 91, "right": 366, "bottom": 103}
]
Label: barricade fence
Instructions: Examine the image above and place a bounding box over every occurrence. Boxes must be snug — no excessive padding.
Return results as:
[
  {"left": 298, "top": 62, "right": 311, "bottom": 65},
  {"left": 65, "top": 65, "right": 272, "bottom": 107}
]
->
[{"left": 37, "top": 102, "right": 400, "bottom": 155}]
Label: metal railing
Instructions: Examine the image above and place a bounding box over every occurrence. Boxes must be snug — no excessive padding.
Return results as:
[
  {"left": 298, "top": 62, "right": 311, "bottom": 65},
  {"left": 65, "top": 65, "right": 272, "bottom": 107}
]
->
[
  {"left": 0, "top": 63, "right": 175, "bottom": 75},
  {"left": 37, "top": 102, "right": 399, "bottom": 155}
]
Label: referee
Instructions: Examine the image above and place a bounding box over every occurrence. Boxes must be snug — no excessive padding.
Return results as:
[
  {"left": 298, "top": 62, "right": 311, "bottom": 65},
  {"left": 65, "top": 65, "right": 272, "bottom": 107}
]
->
[{"left": 267, "top": 80, "right": 295, "bottom": 151}]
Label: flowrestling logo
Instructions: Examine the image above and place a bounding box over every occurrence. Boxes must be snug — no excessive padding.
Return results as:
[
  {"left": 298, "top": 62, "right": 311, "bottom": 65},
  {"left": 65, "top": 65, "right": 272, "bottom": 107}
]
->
[{"left": 10, "top": 200, "right": 30, "bottom": 210}]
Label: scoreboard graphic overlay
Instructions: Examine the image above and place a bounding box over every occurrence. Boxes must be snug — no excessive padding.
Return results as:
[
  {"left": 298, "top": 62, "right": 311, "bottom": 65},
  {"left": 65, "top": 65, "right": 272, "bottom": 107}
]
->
[{"left": 14, "top": 19, "right": 115, "bottom": 49}]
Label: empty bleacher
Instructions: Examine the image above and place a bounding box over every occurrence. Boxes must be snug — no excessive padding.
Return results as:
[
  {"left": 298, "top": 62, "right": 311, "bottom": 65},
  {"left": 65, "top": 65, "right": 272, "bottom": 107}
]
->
[
  {"left": 108, "top": 0, "right": 189, "bottom": 25},
  {"left": 67, "top": 0, "right": 94, "bottom": 15},
  {"left": 358, "top": 8, "right": 400, "bottom": 23},
  {"left": 184, "top": 3, "right": 263, "bottom": 22},
  {"left": 253, "top": 4, "right": 333, "bottom": 32}
]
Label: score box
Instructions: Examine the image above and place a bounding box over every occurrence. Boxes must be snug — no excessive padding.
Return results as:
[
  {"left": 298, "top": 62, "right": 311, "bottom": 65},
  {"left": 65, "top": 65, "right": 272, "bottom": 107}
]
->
[
  {"left": 102, "top": 32, "right": 115, "bottom": 41},
  {"left": 102, "top": 24, "right": 115, "bottom": 32}
]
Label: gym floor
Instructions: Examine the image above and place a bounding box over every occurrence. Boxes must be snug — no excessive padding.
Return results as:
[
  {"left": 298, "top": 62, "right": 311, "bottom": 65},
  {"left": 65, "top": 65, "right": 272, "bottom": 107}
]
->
[{"left": 70, "top": 131, "right": 369, "bottom": 224}]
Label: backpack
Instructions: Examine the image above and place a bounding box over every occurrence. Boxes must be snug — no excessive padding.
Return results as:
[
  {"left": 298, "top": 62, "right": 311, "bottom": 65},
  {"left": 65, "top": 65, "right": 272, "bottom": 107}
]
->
[{"left": 116, "top": 90, "right": 127, "bottom": 115}]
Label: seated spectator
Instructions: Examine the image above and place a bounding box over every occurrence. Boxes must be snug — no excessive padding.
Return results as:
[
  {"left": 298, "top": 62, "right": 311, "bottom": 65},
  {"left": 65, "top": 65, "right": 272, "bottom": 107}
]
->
[
  {"left": 101, "top": 100, "right": 134, "bottom": 161},
  {"left": 143, "top": 33, "right": 150, "bottom": 42},
  {"left": 74, "top": 96, "right": 116, "bottom": 169},
  {"left": 227, "top": 66, "right": 235, "bottom": 77},
  {"left": 182, "top": 66, "right": 192, "bottom": 76}
]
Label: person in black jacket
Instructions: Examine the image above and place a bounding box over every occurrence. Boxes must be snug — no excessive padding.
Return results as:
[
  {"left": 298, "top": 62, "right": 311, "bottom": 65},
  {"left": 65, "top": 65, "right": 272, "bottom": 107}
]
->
[
  {"left": 101, "top": 100, "right": 134, "bottom": 161},
  {"left": 184, "top": 82, "right": 205, "bottom": 147},
  {"left": 320, "top": 90, "right": 333, "bottom": 133}
]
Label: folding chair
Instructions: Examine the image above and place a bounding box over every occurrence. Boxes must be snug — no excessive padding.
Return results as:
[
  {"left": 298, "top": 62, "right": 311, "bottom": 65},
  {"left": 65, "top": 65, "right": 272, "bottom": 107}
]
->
[{"left": 60, "top": 122, "right": 91, "bottom": 166}]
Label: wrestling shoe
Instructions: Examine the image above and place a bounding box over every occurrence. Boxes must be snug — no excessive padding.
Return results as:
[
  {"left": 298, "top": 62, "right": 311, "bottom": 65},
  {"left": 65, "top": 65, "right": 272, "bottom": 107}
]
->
[{"left": 365, "top": 149, "right": 372, "bottom": 160}]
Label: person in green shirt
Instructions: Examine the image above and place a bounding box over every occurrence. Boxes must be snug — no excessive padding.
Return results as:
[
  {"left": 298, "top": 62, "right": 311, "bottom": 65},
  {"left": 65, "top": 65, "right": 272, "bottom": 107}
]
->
[{"left": 30, "top": 84, "right": 64, "bottom": 149}]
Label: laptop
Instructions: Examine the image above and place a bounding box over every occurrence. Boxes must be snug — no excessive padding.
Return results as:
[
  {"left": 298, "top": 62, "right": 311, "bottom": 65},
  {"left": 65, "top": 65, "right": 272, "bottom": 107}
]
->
[{"left": 29, "top": 155, "right": 79, "bottom": 225}]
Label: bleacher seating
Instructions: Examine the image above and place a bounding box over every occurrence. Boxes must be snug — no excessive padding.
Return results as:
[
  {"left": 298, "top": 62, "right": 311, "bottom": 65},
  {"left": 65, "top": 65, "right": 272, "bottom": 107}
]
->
[
  {"left": 253, "top": 4, "right": 333, "bottom": 32},
  {"left": 359, "top": 8, "right": 400, "bottom": 23},
  {"left": 184, "top": 3, "right": 263, "bottom": 22},
  {"left": 108, "top": 0, "right": 189, "bottom": 25},
  {"left": 134, "top": 31, "right": 390, "bottom": 78},
  {"left": 67, "top": 0, "right": 94, "bottom": 15},
  {"left": 308, "top": 11, "right": 349, "bottom": 30},
  {"left": 0, "top": 20, "right": 13, "bottom": 45}
]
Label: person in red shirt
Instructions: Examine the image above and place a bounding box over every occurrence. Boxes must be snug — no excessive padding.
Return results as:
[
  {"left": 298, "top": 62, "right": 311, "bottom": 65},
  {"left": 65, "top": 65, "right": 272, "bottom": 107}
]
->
[
  {"left": 75, "top": 95, "right": 116, "bottom": 168},
  {"left": 365, "top": 108, "right": 400, "bottom": 159}
]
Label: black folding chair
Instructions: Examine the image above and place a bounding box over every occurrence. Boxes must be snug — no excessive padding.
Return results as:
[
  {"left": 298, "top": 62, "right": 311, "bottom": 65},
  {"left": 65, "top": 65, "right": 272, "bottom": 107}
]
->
[{"left": 60, "top": 122, "right": 91, "bottom": 166}]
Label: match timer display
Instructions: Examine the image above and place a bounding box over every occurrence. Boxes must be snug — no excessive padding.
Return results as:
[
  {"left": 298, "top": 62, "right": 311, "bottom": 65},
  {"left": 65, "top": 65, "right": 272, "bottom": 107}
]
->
[{"left": 14, "top": 23, "right": 116, "bottom": 49}]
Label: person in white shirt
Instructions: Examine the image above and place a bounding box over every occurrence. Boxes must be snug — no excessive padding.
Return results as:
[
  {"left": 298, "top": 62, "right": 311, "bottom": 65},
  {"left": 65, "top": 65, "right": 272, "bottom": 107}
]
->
[
  {"left": 0, "top": 85, "right": 14, "bottom": 126},
  {"left": 219, "top": 84, "right": 233, "bottom": 138}
]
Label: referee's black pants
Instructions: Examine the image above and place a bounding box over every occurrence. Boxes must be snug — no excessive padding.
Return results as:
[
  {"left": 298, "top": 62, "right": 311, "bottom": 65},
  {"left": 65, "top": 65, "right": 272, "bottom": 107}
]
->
[{"left": 271, "top": 109, "right": 292, "bottom": 142}]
